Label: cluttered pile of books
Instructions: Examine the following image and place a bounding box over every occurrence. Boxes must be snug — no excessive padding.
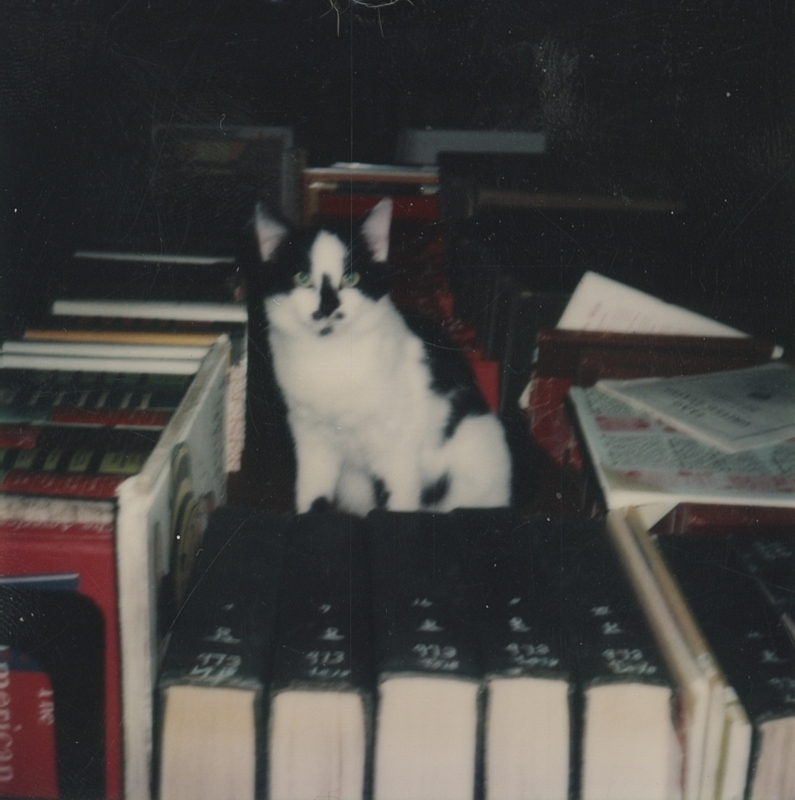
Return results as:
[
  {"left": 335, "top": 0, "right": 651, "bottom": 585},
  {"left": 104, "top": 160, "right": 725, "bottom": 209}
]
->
[
  {"left": 154, "top": 257, "right": 795, "bottom": 800},
  {"left": 0, "top": 249, "right": 243, "bottom": 799},
  {"left": 2, "top": 257, "right": 794, "bottom": 800}
]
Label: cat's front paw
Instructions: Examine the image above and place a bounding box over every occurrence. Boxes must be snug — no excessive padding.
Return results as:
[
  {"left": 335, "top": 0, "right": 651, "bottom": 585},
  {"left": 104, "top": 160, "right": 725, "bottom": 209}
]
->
[{"left": 308, "top": 497, "right": 333, "bottom": 513}]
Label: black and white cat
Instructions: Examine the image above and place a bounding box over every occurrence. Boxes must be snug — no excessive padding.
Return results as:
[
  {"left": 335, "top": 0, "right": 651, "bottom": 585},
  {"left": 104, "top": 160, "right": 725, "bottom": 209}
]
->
[{"left": 253, "top": 198, "right": 511, "bottom": 515}]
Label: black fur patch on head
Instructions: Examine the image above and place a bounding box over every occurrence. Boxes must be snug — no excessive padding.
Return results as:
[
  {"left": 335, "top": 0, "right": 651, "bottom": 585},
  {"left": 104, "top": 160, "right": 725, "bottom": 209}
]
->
[
  {"left": 421, "top": 473, "right": 450, "bottom": 507},
  {"left": 313, "top": 274, "right": 341, "bottom": 319},
  {"left": 402, "top": 313, "right": 489, "bottom": 438},
  {"left": 244, "top": 210, "right": 391, "bottom": 302}
]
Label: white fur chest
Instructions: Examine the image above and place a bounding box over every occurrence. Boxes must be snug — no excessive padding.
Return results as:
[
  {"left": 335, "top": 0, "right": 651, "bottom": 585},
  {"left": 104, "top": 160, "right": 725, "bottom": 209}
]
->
[{"left": 267, "top": 301, "right": 439, "bottom": 446}]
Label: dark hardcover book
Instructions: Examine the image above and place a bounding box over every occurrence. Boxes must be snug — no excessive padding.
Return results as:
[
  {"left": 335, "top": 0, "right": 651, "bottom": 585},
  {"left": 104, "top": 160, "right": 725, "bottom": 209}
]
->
[
  {"left": 726, "top": 532, "right": 795, "bottom": 643},
  {"left": 45, "top": 250, "right": 244, "bottom": 308},
  {"left": 455, "top": 508, "right": 573, "bottom": 800},
  {"left": 267, "top": 512, "right": 373, "bottom": 800},
  {"left": 0, "top": 369, "right": 192, "bottom": 430},
  {"left": 0, "top": 426, "right": 160, "bottom": 499},
  {"left": 0, "top": 587, "right": 105, "bottom": 799},
  {"left": 157, "top": 507, "right": 289, "bottom": 800},
  {"left": 655, "top": 533, "right": 795, "bottom": 800},
  {"left": 367, "top": 511, "right": 483, "bottom": 800},
  {"left": 532, "top": 518, "right": 680, "bottom": 800}
]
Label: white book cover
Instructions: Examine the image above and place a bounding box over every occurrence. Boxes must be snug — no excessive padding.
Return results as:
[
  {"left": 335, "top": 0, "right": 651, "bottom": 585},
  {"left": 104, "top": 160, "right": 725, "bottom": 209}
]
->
[
  {"left": 114, "top": 337, "right": 229, "bottom": 798},
  {"left": 52, "top": 297, "right": 247, "bottom": 323},
  {"left": 568, "top": 385, "right": 795, "bottom": 523},
  {"left": 0, "top": 352, "right": 202, "bottom": 374},
  {"left": 2, "top": 339, "right": 210, "bottom": 362},
  {"left": 596, "top": 362, "right": 795, "bottom": 453},
  {"left": 607, "top": 510, "right": 750, "bottom": 800}
]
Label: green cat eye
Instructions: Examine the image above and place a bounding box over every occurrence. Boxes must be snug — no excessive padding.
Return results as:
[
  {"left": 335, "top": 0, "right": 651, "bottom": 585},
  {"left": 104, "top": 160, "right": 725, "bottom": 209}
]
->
[
  {"left": 293, "top": 271, "right": 312, "bottom": 287},
  {"left": 341, "top": 272, "right": 360, "bottom": 288}
]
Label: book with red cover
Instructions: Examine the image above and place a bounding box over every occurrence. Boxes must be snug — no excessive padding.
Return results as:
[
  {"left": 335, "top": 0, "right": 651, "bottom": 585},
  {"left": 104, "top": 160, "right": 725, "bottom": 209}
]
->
[
  {"left": 0, "top": 426, "right": 160, "bottom": 500},
  {"left": 0, "top": 645, "right": 58, "bottom": 799},
  {"left": 0, "top": 588, "right": 105, "bottom": 799},
  {"left": 0, "top": 521, "right": 121, "bottom": 798},
  {"left": 0, "top": 338, "right": 231, "bottom": 799}
]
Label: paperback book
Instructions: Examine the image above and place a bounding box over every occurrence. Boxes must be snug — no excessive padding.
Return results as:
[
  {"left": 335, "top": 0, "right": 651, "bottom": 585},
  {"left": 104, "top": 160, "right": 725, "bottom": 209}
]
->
[{"left": 596, "top": 362, "right": 795, "bottom": 453}]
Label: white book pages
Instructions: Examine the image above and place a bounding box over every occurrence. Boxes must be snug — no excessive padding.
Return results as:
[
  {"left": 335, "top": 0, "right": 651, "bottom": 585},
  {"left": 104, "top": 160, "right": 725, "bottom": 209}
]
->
[
  {"left": 557, "top": 272, "right": 745, "bottom": 338},
  {"left": 373, "top": 676, "right": 480, "bottom": 800}
]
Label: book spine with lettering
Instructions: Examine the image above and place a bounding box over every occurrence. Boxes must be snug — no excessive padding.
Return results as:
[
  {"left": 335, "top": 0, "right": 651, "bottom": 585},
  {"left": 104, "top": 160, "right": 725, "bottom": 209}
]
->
[
  {"left": 0, "top": 520, "right": 122, "bottom": 799},
  {"left": 0, "top": 588, "right": 105, "bottom": 799},
  {"left": 0, "top": 368, "right": 192, "bottom": 430},
  {"left": 0, "top": 645, "right": 58, "bottom": 799},
  {"left": 367, "top": 511, "right": 484, "bottom": 800},
  {"left": 267, "top": 512, "right": 373, "bottom": 800},
  {"left": 28, "top": 313, "right": 247, "bottom": 473},
  {"left": 157, "top": 507, "right": 290, "bottom": 800},
  {"left": 0, "top": 426, "right": 160, "bottom": 499},
  {"left": 536, "top": 520, "right": 680, "bottom": 800},
  {"left": 607, "top": 508, "right": 750, "bottom": 800},
  {"left": 457, "top": 508, "right": 573, "bottom": 800},
  {"left": 726, "top": 533, "right": 795, "bottom": 640},
  {"left": 652, "top": 533, "right": 795, "bottom": 800}
]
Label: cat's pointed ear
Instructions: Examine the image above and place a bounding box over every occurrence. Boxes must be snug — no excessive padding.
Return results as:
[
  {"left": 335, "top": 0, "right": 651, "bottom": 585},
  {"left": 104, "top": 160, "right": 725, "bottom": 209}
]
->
[
  {"left": 360, "top": 198, "right": 392, "bottom": 262},
  {"left": 254, "top": 203, "right": 288, "bottom": 261}
]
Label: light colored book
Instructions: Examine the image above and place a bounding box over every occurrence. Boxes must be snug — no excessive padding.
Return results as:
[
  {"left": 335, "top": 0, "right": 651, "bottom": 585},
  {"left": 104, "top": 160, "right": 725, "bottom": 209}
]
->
[
  {"left": 568, "top": 385, "right": 795, "bottom": 524},
  {"left": 596, "top": 362, "right": 795, "bottom": 453},
  {"left": 2, "top": 339, "right": 210, "bottom": 363},
  {"left": 52, "top": 298, "right": 247, "bottom": 324},
  {"left": 607, "top": 508, "right": 750, "bottom": 800}
]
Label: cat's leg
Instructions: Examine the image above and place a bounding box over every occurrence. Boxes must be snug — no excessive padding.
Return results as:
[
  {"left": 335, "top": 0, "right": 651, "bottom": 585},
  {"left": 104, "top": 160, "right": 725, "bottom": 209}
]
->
[
  {"left": 291, "top": 424, "right": 343, "bottom": 513},
  {"left": 376, "top": 450, "right": 423, "bottom": 511},
  {"left": 335, "top": 466, "right": 376, "bottom": 516},
  {"left": 434, "top": 414, "right": 512, "bottom": 510}
]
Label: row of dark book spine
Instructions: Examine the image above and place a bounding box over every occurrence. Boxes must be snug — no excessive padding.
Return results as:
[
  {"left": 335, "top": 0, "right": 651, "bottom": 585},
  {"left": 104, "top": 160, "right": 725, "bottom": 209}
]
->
[{"left": 157, "top": 507, "right": 682, "bottom": 800}]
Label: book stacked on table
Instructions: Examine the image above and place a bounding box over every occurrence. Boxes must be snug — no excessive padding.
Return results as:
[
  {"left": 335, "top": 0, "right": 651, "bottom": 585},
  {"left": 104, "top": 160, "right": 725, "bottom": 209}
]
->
[
  {"left": 0, "top": 338, "right": 230, "bottom": 800},
  {"left": 157, "top": 508, "right": 681, "bottom": 800}
]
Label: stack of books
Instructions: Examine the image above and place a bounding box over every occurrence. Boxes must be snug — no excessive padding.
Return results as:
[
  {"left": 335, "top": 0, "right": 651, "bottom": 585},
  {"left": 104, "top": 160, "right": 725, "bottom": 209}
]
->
[
  {"left": 157, "top": 507, "right": 682, "bottom": 800},
  {"left": 21, "top": 248, "right": 248, "bottom": 472},
  {"left": 0, "top": 291, "right": 233, "bottom": 798},
  {"left": 520, "top": 271, "right": 795, "bottom": 799}
]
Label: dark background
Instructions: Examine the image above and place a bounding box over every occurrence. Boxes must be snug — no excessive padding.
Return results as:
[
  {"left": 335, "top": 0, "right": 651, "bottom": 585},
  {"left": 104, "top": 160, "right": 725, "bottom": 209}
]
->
[{"left": 2, "top": 0, "right": 794, "bottom": 350}]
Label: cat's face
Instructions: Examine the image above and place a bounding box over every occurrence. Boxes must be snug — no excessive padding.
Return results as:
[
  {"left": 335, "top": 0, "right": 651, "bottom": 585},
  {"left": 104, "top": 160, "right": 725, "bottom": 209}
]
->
[{"left": 254, "top": 199, "right": 392, "bottom": 338}]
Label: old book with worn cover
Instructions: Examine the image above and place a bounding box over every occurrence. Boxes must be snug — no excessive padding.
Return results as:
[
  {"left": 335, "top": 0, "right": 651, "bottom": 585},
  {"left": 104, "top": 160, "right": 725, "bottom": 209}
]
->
[
  {"left": 158, "top": 508, "right": 290, "bottom": 800},
  {"left": 267, "top": 512, "right": 373, "bottom": 800}
]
